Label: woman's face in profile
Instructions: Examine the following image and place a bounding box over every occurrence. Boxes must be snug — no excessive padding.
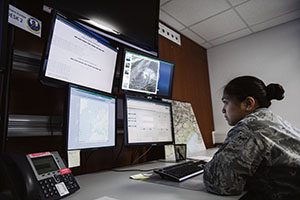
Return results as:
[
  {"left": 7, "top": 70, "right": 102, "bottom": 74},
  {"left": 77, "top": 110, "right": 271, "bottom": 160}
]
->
[{"left": 221, "top": 95, "right": 248, "bottom": 126}]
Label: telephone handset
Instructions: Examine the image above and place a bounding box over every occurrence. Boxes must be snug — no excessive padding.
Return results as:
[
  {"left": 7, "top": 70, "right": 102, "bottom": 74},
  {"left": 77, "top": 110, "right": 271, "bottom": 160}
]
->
[{"left": 0, "top": 151, "right": 80, "bottom": 200}]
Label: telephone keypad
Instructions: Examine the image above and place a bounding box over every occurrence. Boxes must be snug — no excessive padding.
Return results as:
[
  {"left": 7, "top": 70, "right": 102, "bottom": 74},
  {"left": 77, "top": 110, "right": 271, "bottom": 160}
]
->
[
  {"left": 61, "top": 173, "right": 79, "bottom": 192},
  {"left": 39, "top": 174, "right": 79, "bottom": 199},
  {"left": 39, "top": 177, "right": 59, "bottom": 199}
]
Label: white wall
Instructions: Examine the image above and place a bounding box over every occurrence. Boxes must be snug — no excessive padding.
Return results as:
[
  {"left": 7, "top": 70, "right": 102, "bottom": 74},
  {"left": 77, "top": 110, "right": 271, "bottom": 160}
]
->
[{"left": 207, "top": 19, "right": 300, "bottom": 142}]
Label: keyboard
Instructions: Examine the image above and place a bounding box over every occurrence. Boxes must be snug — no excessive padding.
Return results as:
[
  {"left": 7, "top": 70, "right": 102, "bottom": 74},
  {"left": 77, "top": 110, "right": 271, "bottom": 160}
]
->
[{"left": 154, "top": 160, "right": 207, "bottom": 182}]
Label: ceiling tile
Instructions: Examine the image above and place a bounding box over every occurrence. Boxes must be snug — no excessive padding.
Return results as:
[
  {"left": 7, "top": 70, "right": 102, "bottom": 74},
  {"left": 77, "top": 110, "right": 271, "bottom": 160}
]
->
[
  {"left": 210, "top": 28, "right": 251, "bottom": 46},
  {"left": 180, "top": 29, "right": 206, "bottom": 45},
  {"left": 159, "top": 9, "right": 185, "bottom": 31},
  {"left": 251, "top": 9, "right": 300, "bottom": 32},
  {"left": 235, "top": 0, "right": 300, "bottom": 25},
  {"left": 190, "top": 9, "right": 247, "bottom": 41},
  {"left": 228, "top": 0, "right": 249, "bottom": 6},
  {"left": 161, "top": 0, "right": 230, "bottom": 26},
  {"left": 201, "top": 42, "right": 213, "bottom": 49}
]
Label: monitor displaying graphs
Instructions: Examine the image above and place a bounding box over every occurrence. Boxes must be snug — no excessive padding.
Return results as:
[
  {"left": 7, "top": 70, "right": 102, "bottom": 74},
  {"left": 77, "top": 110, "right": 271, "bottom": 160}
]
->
[{"left": 67, "top": 85, "right": 116, "bottom": 150}]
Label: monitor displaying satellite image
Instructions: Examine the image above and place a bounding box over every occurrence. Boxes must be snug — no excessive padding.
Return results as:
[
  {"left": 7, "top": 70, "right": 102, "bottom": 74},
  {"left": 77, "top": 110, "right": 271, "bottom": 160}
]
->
[
  {"left": 122, "top": 51, "right": 160, "bottom": 94},
  {"left": 121, "top": 50, "right": 175, "bottom": 98}
]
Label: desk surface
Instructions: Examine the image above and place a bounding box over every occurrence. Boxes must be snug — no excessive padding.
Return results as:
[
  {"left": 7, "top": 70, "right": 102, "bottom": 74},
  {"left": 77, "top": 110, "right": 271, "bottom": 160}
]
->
[{"left": 65, "top": 149, "right": 241, "bottom": 200}]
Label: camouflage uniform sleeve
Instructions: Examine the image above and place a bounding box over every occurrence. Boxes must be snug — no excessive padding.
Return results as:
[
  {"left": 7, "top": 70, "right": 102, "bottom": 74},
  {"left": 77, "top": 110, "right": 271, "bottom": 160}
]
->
[{"left": 203, "top": 122, "right": 267, "bottom": 195}]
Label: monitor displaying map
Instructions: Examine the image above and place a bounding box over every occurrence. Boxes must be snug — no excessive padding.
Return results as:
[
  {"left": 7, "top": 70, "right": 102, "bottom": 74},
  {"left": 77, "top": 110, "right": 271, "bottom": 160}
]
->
[
  {"left": 164, "top": 100, "right": 206, "bottom": 161},
  {"left": 121, "top": 49, "right": 175, "bottom": 99},
  {"left": 67, "top": 85, "right": 116, "bottom": 150}
]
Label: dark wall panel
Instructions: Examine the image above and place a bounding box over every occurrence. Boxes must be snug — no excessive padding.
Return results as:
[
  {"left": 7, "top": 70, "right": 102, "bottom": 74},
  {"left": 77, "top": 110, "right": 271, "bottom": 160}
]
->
[{"left": 159, "top": 34, "right": 214, "bottom": 148}]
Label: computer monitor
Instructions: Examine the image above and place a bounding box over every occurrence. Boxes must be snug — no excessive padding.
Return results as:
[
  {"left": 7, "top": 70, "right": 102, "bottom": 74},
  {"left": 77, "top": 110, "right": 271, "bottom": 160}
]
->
[
  {"left": 40, "top": 12, "right": 118, "bottom": 94},
  {"left": 124, "top": 95, "right": 174, "bottom": 146},
  {"left": 121, "top": 49, "right": 175, "bottom": 99},
  {"left": 66, "top": 85, "right": 116, "bottom": 150}
]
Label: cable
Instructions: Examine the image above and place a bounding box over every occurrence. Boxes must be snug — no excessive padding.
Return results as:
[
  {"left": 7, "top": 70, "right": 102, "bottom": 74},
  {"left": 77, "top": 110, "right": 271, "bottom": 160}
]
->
[
  {"left": 49, "top": 115, "right": 54, "bottom": 137},
  {"left": 176, "top": 148, "right": 185, "bottom": 161},
  {"left": 113, "top": 136, "right": 124, "bottom": 164},
  {"left": 130, "top": 147, "right": 139, "bottom": 164},
  {"left": 84, "top": 150, "right": 97, "bottom": 173},
  {"left": 131, "top": 145, "right": 153, "bottom": 165},
  {"left": 111, "top": 168, "right": 157, "bottom": 172}
]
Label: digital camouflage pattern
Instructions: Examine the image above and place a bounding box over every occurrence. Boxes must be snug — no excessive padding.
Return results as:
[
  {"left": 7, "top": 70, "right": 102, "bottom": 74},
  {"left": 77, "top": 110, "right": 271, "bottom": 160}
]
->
[{"left": 203, "top": 108, "right": 300, "bottom": 199}]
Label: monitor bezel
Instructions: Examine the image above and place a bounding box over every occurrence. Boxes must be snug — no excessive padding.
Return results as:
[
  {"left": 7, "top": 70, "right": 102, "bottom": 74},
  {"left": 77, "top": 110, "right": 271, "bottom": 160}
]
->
[
  {"left": 65, "top": 84, "right": 117, "bottom": 151},
  {"left": 120, "top": 48, "right": 175, "bottom": 99},
  {"left": 123, "top": 95, "right": 175, "bottom": 146},
  {"left": 39, "top": 10, "right": 119, "bottom": 94}
]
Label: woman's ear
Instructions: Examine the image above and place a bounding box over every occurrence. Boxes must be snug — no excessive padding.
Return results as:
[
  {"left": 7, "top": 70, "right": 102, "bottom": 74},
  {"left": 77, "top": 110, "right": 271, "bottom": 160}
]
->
[{"left": 243, "top": 96, "right": 257, "bottom": 112}]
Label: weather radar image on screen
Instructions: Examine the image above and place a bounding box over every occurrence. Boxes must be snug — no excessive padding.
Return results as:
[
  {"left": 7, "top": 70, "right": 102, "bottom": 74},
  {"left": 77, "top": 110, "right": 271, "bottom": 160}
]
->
[
  {"left": 121, "top": 50, "right": 175, "bottom": 99},
  {"left": 125, "top": 52, "right": 159, "bottom": 94}
]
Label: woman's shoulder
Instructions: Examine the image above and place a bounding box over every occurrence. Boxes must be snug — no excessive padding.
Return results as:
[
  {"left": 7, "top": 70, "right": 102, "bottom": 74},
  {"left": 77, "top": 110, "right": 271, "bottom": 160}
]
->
[
  {"left": 231, "top": 108, "right": 274, "bottom": 136},
  {"left": 241, "top": 108, "right": 273, "bottom": 125},
  {"left": 239, "top": 108, "right": 299, "bottom": 137}
]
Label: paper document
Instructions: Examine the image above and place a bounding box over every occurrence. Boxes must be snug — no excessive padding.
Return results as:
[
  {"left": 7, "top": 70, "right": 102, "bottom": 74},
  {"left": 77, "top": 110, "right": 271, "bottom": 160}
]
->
[
  {"left": 130, "top": 173, "right": 152, "bottom": 180},
  {"left": 67, "top": 150, "right": 80, "bottom": 168},
  {"left": 94, "top": 196, "right": 120, "bottom": 200}
]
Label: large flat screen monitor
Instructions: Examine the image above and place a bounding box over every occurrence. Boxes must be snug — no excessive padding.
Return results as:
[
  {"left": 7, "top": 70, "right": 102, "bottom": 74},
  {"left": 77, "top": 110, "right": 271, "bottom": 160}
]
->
[
  {"left": 67, "top": 85, "right": 116, "bottom": 150},
  {"left": 121, "top": 49, "right": 175, "bottom": 99},
  {"left": 124, "top": 95, "right": 174, "bottom": 146},
  {"left": 44, "top": 0, "right": 159, "bottom": 56},
  {"left": 40, "top": 12, "right": 118, "bottom": 94}
]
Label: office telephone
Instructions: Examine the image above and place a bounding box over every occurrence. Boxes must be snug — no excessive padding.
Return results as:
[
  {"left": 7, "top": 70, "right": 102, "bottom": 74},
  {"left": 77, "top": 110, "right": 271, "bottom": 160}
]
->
[{"left": 0, "top": 151, "right": 80, "bottom": 200}]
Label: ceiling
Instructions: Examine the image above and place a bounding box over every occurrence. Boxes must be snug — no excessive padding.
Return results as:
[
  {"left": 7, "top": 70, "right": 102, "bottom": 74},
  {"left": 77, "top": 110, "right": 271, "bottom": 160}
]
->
[{"left": 159, "top": 0, "right": 300, "bottom": 49}]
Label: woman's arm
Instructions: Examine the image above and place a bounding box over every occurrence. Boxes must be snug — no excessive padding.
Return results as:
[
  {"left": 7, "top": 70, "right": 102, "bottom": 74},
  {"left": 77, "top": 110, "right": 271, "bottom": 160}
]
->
[{"left": 203, "top": 123, "right": 266, "bottom": 195}]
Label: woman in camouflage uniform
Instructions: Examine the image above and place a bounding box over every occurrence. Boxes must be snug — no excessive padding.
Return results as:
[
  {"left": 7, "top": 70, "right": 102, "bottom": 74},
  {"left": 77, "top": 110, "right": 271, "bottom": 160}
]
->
[{"left": 203, "top": 76, "right": 300, "bottom": 200}]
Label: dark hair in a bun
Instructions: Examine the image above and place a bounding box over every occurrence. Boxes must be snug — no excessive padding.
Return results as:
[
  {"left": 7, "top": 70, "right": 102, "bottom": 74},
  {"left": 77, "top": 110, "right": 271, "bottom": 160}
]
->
[
  {"left": 224, "top": 76, "right": 285, "bottom": 108},
  {"left": 266, "top": 83, "right": 285, "bottom": 101}
]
